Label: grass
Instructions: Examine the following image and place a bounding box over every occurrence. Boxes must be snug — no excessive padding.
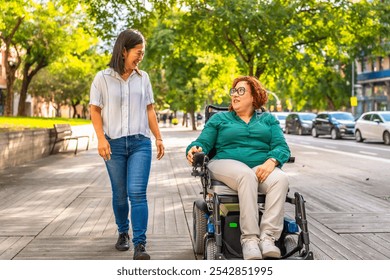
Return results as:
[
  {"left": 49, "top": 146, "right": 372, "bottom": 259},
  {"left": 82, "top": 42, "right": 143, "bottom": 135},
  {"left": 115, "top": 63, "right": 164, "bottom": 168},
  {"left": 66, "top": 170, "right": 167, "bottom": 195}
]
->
[{"left": 0, "top": 116, "right": 91, "bottom": 132}]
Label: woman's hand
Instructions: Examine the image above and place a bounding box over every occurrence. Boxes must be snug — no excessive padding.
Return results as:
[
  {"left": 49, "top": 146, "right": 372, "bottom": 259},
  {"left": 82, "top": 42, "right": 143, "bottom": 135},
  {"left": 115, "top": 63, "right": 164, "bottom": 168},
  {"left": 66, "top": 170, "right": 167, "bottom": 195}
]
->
[
  {"left": 156, "top": 139, "right": 165, "bottom": 160},
  {"left": 186, "top": 146, "right": 203, "bottom": 165},
  {"left": 97, "top": 137, "right": 111, "bottom": 161},
  {"left": 255, "top": 159, "right": 277, "bottom": 183}
]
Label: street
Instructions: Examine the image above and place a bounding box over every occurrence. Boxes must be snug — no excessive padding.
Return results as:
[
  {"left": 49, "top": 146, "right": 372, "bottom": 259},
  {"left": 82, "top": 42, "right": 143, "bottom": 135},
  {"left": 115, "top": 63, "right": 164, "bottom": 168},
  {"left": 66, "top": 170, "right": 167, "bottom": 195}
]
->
[
  {"left": 1, "top": 126, "right": 390, "bottom": 260},
  {"left": 284, "top": 134, "right": 390, "bottom": 197},
  {"left": 183, "top": 128, "right": 390, "bottom": 259},
  {"left": 286, "top": 134, "right": 390, "bottom": 160},
  {"left": 279, "top": 133, "right": 390, "bottom": 259}
]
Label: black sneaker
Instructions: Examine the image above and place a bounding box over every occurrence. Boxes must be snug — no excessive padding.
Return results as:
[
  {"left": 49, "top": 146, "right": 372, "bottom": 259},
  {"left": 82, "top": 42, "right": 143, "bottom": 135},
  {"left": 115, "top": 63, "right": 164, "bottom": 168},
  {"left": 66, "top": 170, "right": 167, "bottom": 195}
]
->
[
  {"left": 133, "top": 243, "right": 150, "bottom": 260},
  {"left": 115, "top": 232, "right": 130, "bottom": 251}
]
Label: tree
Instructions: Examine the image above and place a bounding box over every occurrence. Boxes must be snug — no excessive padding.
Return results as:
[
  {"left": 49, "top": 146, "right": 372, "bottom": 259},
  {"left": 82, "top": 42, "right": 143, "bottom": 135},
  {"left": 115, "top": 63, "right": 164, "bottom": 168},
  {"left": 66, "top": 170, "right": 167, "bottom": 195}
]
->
[
  {"left": 48, "top": 0, "right": 390, "bottom": 115},
  {"left": 0, "top": 0, "right": 29, "bottom": 116},
  {"left": 1, "top": 0, "right": 98, "bottom": 116},
  {"left": 15, "top": 1, "right": 71, "bottom": 115},
  {"left": 264, "top": 0, "right": 390, "bottom": 112},
  {"left": 28, "top": 29, "right": 106, "bottom": 118},
  {"left": 142, "top": 9, "right": 239, "bottom": 129}
]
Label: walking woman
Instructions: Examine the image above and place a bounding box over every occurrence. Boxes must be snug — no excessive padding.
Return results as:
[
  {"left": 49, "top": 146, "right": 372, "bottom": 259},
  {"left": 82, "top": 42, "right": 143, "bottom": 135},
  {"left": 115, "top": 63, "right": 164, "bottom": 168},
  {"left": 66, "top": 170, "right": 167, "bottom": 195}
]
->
[{"left": 89, "top": 29, "right": 164, "bottom": 260}]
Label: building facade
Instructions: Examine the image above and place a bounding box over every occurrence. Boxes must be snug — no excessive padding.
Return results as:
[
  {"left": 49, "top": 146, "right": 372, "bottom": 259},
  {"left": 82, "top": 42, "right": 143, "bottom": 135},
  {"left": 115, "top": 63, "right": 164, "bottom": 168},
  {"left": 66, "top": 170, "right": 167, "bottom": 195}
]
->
[{"left": 356, "top": 55, "right": 390, "bottom": 117}]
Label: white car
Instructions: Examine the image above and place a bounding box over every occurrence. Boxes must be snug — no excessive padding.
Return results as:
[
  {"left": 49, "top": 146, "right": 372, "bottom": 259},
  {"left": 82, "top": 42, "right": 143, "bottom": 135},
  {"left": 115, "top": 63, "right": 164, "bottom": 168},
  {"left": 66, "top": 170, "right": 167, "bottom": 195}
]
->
[
  {"left": 271, "top": 112, "right": 289, "bottom": 133},
  {"left": 355, "top": 111, "right": 390, "bottom": 145}
]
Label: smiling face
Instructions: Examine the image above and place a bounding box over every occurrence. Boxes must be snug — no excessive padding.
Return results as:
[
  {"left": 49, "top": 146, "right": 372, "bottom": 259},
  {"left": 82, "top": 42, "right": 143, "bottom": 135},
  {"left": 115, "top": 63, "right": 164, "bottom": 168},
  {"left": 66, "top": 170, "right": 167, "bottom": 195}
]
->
[
  {"left": 231, "top": 81, "right": 254, "bottom": 114},
  {"left": 123, "top": 43, "right": 145, "bottom": 72}
]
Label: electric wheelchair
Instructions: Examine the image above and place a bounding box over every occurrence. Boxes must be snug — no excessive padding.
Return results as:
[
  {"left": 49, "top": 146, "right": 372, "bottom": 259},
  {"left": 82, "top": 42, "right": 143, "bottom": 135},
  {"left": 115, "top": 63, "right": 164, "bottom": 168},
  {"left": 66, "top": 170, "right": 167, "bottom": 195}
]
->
[{"left": 191, "top": 105, "right": 314, "bottom": 260}]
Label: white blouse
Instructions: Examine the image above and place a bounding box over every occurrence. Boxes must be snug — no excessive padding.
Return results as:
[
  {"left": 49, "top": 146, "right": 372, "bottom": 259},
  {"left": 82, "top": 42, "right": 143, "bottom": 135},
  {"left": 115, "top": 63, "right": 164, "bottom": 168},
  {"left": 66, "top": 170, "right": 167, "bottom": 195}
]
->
[{"left": 89, "top": 68, "right": 155, "bottom": 139}]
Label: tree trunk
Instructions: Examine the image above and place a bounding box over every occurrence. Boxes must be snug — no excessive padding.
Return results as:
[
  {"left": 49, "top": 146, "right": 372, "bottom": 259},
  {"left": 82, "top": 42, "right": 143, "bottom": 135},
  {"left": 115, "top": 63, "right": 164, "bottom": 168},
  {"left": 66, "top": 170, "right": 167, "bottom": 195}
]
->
[
  {"left": 2, "top": 16, "right": 24, "bottom": 116},
  {"left": 4, "top": 50, "right": 19, "bottom": 116},
  {"left": 17, "top": 71, "right": 31, "bottom": 116},
  {"left": 72, "top": 103, "right": 78, "bottom": 118},
  {"left": 4, "top": 73, "right": 16, "bottom": 116},
  {"left": 17, "top": 47, "right": 48, "bottom": 116},
  {"left": 190, "top": 110, "right": 196, "bottom": 131}
]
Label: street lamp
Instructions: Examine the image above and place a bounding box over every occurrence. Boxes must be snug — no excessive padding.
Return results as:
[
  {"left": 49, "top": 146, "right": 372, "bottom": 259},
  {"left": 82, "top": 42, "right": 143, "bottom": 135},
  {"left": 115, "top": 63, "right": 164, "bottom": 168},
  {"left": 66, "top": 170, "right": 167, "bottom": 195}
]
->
[
  {"left": 351, "top": 60, "right": 360, "bottom": 116},
  {"left": 266, "top": 90, "right": 282, "bottom": 112},
  {"left": 352, "top": 84, "right": 362, "bottom": 116}
]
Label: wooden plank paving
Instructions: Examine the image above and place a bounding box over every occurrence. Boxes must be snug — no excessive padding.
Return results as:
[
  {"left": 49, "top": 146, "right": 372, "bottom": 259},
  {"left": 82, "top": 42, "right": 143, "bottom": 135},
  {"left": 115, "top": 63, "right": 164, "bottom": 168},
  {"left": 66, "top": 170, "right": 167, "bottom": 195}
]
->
[{"left": 1, "top": 126, "right": 390, "bottom": 260}]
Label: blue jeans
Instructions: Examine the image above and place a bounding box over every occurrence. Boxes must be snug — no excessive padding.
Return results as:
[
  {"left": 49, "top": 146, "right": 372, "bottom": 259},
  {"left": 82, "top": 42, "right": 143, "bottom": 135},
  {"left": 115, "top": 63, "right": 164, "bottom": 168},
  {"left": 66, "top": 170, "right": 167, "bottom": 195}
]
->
[{"left": 104, "top": 134, "right": 151, "bottom": 246}]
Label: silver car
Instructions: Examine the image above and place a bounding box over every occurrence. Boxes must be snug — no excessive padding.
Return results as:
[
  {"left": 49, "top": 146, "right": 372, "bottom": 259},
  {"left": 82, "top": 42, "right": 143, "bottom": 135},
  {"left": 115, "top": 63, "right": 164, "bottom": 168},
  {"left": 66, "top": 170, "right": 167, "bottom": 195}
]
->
[
  {"left": 355, "top": 111, "right": 390, "bottom": 145},
  {"left": 271, "top": 112, "right": 289, "bottom": 133}
]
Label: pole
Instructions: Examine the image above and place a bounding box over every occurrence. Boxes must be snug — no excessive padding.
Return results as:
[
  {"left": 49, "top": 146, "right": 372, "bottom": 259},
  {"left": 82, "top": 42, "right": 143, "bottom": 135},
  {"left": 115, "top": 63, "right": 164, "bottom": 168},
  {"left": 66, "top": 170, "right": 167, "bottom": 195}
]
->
[
  {"left": 351, "top": 61, "right": 355, "bottom": 116},
  {"left": 266, "top": 90, "right": 281, "bottom": 111}
]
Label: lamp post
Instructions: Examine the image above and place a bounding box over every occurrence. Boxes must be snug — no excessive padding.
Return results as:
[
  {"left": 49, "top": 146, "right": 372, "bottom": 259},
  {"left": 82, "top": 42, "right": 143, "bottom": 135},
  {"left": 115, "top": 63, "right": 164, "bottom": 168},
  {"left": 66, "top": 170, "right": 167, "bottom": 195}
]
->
[
  {"left": 351, "top": 60, "right": 360, "bottom": 117},
  {"left": 353, "top": 84, "right": 362, "bottom": 116},
  {"left": 266, "top": 90, "right": 281, "bottom": 112}
]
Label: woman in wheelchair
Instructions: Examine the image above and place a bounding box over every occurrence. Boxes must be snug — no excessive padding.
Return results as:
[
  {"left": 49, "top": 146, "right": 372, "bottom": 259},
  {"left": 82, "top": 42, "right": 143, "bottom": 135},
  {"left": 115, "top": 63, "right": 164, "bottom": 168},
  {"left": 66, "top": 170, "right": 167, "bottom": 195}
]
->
[{"left": 186, "top": 76, "right": 290, "bottom": 260}]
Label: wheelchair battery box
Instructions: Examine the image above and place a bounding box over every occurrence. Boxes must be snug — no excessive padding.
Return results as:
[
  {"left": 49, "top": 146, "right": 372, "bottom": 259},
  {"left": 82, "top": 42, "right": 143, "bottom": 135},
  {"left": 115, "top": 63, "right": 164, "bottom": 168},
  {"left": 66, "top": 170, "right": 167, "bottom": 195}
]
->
[
  {"left": 221, "top": 214, "right": 242, "bottom": 258},
  {"left": 221, "top": 209, "right": 263, "bottom": 259}
]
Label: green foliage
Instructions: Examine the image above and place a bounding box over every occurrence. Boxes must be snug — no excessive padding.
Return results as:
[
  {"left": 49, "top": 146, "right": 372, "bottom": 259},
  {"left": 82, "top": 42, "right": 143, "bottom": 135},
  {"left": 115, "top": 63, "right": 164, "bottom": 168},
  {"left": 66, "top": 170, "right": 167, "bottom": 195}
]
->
[
  {"left": 1, "top": 0, "right": 105, "bottom": 116},
  {"left": 142, "top": 8, "right": 240, "bottom": 126},
  {"left": 25, "top": 2, "right": 106, "bottom": 117},
  {"left": 2, "top": 0, "right": 390, "bottom": 121}
]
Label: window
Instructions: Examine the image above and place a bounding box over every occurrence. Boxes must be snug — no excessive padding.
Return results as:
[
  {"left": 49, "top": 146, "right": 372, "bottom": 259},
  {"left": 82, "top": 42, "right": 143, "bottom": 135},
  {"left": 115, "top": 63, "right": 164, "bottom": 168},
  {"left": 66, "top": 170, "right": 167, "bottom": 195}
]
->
[
  {"left": 379, "top": 56, "right": 384, "bottom": 70},
  {"left": 362, "top": 114, "right": 372, "bottom": 121},
  {"left": 372, "top": 114, "right": 381, "bottom": 122},
  {"left": 371, "top": 58, "right": 377, "bottom": 71},
  {"left": 317, "top": 114, "right": 328, "bottom": 120},
  {"left": 361, "top": 58, "right": 366, "bottom": 72}
]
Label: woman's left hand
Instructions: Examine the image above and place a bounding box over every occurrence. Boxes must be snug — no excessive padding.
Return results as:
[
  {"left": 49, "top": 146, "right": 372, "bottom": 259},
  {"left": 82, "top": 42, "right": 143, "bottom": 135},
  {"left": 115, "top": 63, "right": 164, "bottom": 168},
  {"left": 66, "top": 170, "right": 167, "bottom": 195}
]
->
[
  {"left": 255, "top": 159, "right": 277, "bottom": 183},
  {"left": 156, "top": 139, "right": 165, "bottom": 160}
]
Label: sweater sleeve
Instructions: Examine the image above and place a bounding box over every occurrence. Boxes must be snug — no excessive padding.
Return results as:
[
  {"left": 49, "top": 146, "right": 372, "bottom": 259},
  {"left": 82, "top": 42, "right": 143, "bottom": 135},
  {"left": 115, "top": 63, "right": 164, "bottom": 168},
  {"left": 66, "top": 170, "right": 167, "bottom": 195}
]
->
[
  {"left": 185, "top": 114, "right": 220, "bottom": 156},
  {"left": 265, "top": 114, "right": 291, "bottom": 167}
]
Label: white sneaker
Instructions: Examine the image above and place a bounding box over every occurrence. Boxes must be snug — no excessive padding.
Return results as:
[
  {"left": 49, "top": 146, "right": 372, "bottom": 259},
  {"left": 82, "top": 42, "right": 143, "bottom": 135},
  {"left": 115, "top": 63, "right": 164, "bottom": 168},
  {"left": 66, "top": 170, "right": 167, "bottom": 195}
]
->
[
  {"left": 241, "top": 239, "right": 262, "bottom": 260},
  {"left": 260, "top": 236, "right": 281, "bottom": 259}
]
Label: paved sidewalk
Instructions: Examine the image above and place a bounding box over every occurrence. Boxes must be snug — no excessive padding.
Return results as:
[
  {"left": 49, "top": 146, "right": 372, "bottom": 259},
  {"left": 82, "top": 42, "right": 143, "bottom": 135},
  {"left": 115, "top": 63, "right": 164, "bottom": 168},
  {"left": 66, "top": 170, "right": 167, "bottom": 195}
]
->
[
  {"left": 0, "top": 125, "right": 202, "bottom": 260},
  {"left": 2, "top": 124, "right": 390, "bottom": 260}
]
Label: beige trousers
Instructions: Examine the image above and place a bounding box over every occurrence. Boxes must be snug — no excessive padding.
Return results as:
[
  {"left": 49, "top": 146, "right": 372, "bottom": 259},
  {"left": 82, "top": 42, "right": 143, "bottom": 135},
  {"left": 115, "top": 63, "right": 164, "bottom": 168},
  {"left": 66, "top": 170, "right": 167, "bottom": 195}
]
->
[{"left": 207, "top": 159, "right": 289, "bottom": 241}]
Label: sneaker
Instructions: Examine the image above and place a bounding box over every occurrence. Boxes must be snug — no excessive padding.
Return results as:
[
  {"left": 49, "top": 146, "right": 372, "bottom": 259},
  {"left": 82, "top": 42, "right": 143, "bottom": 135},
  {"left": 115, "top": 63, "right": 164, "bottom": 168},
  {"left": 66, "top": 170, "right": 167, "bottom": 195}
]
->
[
  {"left": 133, "top": 243, "right": 151, "bottom": 260},
  {"left": 115, "top": 232, "right": 130, "bottom": 251},
  {"left": 260, "top": 236, "right": 281, "bottom": 259},
  {"left": 241, "top": 239, "right": 262, "bottom": 260}
]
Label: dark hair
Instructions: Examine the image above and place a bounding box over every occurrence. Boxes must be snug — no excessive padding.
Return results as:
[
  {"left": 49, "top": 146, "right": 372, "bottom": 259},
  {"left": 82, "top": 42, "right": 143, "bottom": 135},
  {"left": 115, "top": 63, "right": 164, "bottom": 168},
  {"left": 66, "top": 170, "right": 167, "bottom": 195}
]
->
[
  {"left": 228, "top": 76, "right": 268, "bottom": 111},
  {"left": 108, "top": 29, "right": 145, "bottom": 75}
]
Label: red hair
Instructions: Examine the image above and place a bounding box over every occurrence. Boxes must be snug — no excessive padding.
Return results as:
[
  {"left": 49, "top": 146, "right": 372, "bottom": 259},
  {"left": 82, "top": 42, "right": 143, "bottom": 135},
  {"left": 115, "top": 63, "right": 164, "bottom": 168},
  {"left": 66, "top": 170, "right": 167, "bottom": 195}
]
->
[{"left": 228, "top": 76, "right": 268, "bottom": 111}]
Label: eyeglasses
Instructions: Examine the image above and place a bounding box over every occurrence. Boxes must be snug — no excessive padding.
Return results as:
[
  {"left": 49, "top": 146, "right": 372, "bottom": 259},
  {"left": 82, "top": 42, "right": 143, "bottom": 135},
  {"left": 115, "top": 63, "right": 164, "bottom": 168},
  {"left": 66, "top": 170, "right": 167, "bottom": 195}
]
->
[{"left": 229, "top": 87, "right": 246, "bottom": 96}]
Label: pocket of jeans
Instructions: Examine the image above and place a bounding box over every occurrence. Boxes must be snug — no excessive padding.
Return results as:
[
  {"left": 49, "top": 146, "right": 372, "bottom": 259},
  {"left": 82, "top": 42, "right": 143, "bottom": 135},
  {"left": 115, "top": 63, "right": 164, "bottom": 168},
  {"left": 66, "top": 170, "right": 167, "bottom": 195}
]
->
[
  {"left": 104, "top": 134, "right": 112, "bottom": 142},
  {"left": 137, "top": 134, "right": 151, "bottom": 142}
]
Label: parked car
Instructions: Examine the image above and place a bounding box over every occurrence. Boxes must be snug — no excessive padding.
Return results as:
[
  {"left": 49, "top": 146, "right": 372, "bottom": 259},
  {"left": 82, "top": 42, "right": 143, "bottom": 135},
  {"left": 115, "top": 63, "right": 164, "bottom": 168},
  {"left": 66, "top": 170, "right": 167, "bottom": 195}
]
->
[
  {"left": 312, "top": 111, "right": 355, "bottom": 139},
  {"left": 354, "top": 111, "right": 390, "bottom": 145},
  {"left": 285, "top": 112, "right": 317, "bottom": 135},
  {"left": 271, "top": 112, "right": 289, "bottom": 132}
]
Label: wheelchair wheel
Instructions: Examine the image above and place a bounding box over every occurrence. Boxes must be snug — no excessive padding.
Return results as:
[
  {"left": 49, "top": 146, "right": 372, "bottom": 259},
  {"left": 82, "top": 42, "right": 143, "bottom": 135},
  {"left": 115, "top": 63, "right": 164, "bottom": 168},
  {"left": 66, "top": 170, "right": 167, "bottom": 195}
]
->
[
  {"left": 204, "top": 237, "right": 217, "bottom": 260},
  {"left": 193, "top": 202, "right": 207, "bottom": 254},
  {"left": 284, "top": 235, "right": 299, "bottom": 257}
]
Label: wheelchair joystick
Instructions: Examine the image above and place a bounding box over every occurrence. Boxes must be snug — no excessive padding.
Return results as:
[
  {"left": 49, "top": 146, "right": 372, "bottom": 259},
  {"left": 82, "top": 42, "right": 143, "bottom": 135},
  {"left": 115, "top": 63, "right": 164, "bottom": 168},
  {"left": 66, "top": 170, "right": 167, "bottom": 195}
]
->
[{"left": 191, "top": 152, "right": 205, "bottom": 177}]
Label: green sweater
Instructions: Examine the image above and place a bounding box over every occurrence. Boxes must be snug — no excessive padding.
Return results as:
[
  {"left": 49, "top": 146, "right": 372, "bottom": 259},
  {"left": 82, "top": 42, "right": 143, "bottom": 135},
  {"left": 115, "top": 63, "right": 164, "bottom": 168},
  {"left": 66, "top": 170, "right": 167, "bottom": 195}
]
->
[{"left": 186, "top": 111, "right": 291, "bottom": 168}]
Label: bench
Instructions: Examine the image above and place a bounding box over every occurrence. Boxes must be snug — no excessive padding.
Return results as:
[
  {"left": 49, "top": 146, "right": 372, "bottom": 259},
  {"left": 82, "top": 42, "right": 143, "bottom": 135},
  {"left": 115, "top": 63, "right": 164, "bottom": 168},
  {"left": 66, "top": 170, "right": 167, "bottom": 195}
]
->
[{"left": 51, "top": 124, "right": 90, "bottom": 155}]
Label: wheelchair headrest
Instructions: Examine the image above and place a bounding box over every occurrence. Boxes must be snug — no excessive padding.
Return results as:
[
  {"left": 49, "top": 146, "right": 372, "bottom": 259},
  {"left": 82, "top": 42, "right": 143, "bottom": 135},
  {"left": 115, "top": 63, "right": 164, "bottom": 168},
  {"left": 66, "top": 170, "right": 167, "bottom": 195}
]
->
[
  {"left": 205, "top": 105, "right": 228, "bottom": 123},
  {"left": 204, "top": 105, "right": 267, "bottom": 123}
]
